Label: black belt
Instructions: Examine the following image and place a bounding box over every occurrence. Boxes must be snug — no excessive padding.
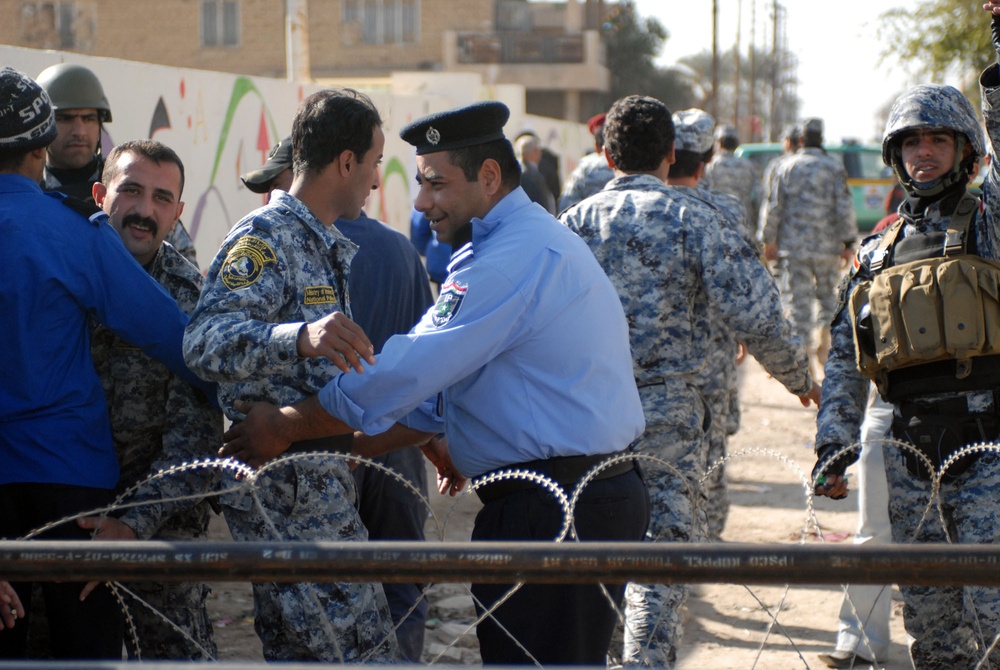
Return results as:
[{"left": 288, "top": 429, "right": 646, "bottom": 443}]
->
[
  {"left": 474, "top": 452, "right": 636, "bottom": 504},
  {"left": 886, "top": 355, "right": 1000, "bottom": 403},
  {"left": 286, "top": 434, "right": 354, "bottom": 454}
]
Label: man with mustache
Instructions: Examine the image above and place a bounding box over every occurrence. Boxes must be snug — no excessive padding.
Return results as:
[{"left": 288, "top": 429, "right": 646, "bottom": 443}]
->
[{"left": 74, "top": 139, "right": 223, "bottom": 660}]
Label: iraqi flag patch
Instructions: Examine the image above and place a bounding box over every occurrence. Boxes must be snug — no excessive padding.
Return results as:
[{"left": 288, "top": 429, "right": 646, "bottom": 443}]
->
[{"left": 431, "top": 279, "right": 469, "bottom": 327}]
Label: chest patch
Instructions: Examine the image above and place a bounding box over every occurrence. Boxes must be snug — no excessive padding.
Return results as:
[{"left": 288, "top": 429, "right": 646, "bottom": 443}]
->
[
  {"left": 221, "top": 236, "right": 277, "bottom": 290},
  {"left": 431, "top": 279, "right": 468, "bottom": 327},
  {"left": 304, "top": 285, "right": 338, "bottom": 305}
]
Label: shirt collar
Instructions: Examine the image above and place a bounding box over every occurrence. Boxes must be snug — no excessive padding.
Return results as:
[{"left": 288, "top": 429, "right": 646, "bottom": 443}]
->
[
  {"left": 470, "top": 186, "right": 532, "bottom": 245},
  {"left": 270, "top": 190, "right": 354, "bottom": 251}
]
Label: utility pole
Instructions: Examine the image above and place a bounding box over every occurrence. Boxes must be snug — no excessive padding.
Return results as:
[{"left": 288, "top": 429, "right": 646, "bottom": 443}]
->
[
  {"left": 734, "top": 0, "right": 742, "bottom": 138},
  {"left": 286, "top": 0, "right": 311, "bottom": 82},
  {"left": 769, "top": 0, "right": 780, "bottom": 142},
  {"left": 711, "top": 0, "right": 719, "bottom": 119},
  {"left": 749, "top": 0, "right": 757, "bottom": 141}
]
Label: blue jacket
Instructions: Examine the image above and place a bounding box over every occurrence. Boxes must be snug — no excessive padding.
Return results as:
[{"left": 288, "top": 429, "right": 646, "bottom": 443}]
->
[{"left": 0, "top": 174, "right": 207, "bottom": 488}]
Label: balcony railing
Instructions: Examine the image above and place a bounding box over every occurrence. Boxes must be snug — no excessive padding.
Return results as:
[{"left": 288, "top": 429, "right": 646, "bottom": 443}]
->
[{"left": 456, "top": 32, "right": 586, "bottom": 64}]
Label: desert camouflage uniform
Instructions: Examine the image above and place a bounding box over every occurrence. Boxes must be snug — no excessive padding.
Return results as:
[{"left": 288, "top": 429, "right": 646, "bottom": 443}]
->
[
  {"left": 562, "top": 174, "right": 812, "bottom": 667},
  {"left": 816, "top": 77, "right": 1000, "bottom": 669},
  {"left": 183, "top": 191, "right": 398, "bottom": 663},
  {"left": 760, "top": 147, "right": 857, "bottom": 347},
  {"left": 557, "top": 150, "right": 614, "bottom": 212},
  {"left": 703, "top": 149, "right": 760, "bottom": 236},
  {"left": 89, "top": 241, "right": 220, "bottom": 660}
]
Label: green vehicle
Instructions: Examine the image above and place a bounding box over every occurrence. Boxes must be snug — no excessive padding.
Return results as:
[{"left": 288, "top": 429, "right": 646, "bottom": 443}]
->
[{"left": 736, "top": 140, "right": 895, "bottom": 232}]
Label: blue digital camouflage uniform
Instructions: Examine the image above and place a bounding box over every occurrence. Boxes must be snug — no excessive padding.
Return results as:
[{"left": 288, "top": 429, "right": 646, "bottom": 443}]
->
[
  {"left": 703, "top": 148, "right": 760, "bottom": 236},
  {"left": 557, "top": 150, "right": 614, "bottom": 212},
  {"left": 760, "top": 147, "right": 857, "bottom": 349},
  {"left": 562, "top": 173, "right": 812, "bottom": 667},
  {"left": 90, "top": 241, "right": 221, "bottom": 660},
  {"left": 696, "top": 184, "right": 752, "bottom": 541},
  {"left": 816, "top": 78, "right": 1000, "bottom": 669},
  {"left": 183, "top": 191, "right": 398, "bottom": 663}
]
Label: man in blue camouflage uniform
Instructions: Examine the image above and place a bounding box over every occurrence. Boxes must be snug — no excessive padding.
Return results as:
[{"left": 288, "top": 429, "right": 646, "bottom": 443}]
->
[
  {"left": 561, "top": 95, "right": 819, "bottom": 668},
  {"left": 183, "top": 89, "right": 398, "bottom": 663},
  {"left": 814, "top": 11, "right": 1000, "bottom": 664},
  {"left": 221, "top": 100, "right": 650, "bottom": 666},
  {"left": 557, "top": 112, "right": 614, "bottom": 212},
  {"left": 759, "top": 123, "right": 801, "bottom": 213},
  {"left": 703, "top": 123, "right": 760, "bottom": 234},
  {"left": 668, "top": 108, "right": 752, "bottom": 542},
  {"left": 239, "top": 136, "right": 436, "bottom": 663},
  {"left": 761, "top": 117, "right": 857, "bottom": 375},
  {"left": 73, "top": 140, "right": 222, "bottom": 660}
]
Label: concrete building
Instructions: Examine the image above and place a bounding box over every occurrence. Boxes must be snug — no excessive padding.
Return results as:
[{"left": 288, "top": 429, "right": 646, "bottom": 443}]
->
[{"left": 3, "top": 0, "right": 610, "bottom": 121}]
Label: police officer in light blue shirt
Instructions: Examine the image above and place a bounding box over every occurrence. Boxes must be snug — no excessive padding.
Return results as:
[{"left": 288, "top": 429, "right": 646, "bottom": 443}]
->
[{"left": 223, "top": 100, "right": 650, "bottom": 666}]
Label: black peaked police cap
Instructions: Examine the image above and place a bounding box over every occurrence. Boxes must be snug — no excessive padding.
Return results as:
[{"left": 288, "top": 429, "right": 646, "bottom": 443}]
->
[{"left": 400, "top": 101, "right": 510, "bottom": 155}]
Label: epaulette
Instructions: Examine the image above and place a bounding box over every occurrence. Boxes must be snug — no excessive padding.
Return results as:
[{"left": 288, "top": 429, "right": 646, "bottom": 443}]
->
[{"left": 46, "top": 191, "right": 105, "bottom": 226}]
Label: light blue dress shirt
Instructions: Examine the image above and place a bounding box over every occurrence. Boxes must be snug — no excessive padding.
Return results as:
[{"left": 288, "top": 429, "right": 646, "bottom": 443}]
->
[{"left": 319, "top": 187, "right": 644, "bottom": 477}]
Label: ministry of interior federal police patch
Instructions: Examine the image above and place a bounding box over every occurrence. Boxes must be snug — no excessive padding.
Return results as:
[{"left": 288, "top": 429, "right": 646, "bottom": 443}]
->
[
  {"left": 431, "top": 279, "right": 468, "bottom": 327},
  {"left": 221, "top": 236, "right": 277, "bottom": 290}
]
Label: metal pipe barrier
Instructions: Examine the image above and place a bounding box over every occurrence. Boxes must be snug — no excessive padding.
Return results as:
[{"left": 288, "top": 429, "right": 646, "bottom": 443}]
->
[{"left": 1, "top": 540, "right": 998, "bottom": 586}]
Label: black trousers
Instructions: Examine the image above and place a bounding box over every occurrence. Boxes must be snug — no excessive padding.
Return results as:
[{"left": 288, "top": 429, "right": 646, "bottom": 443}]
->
[
  {"left": 471, "top": 468, "right": 649, "bottom": 665},
  {"left": 0, "top": 483, "right": 123, "bottom": 660}
]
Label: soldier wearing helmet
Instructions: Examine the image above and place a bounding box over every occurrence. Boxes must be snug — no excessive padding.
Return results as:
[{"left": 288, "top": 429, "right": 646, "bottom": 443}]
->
[
  {"left": 35, "top": 63, "right": 198, "bottom": 264},
  {"left": 813, "top": 9, "right": 1000, "bottom": 667},
  {"left": 35, "top": 63, "right": 111, "bottom": 201}
]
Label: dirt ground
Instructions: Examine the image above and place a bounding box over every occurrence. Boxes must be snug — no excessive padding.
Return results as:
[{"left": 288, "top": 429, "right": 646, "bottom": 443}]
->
[{"left": 203, "top": 357, "right": 912, "bottom": 668}]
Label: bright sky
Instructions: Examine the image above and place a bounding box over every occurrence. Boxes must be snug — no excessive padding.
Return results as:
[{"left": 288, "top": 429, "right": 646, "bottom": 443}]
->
[{"left": 630, "top": 0, "right": 914, "bottom": 143}]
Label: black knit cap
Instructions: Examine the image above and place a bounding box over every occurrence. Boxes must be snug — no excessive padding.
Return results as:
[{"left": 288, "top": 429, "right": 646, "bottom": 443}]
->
[
  {"left": 241, "top": 135, "right": 292, "bottom": 194},
  {"left": 400, "top": 101, "right": 509, "bottom": 155},
  {"left": 0, "top": 66, "right": 58, "bottom": 151}
]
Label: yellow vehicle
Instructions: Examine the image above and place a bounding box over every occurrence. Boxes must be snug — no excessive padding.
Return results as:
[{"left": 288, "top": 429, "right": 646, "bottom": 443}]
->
[{"left": 736, "top": 140, "right": 896, "bottom": 232}]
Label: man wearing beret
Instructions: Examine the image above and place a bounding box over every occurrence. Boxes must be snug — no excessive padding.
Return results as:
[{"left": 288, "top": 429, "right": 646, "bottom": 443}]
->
[{"left": 223, "top": 100, "right": 650, "bottom": 665}]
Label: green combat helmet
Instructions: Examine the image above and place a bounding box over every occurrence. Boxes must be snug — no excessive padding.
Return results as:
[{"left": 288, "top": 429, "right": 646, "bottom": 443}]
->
[{"left": 35, "top": 63, "right": 112, "bottom": 122}]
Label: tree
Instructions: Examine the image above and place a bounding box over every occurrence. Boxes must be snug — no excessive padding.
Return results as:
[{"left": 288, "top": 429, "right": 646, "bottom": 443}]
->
[
  {"left": 880, "top": 1, "right": 994, "bottom": 93},
  {"left": 602, "top": 0, "right": 698, "bottom": 111}
]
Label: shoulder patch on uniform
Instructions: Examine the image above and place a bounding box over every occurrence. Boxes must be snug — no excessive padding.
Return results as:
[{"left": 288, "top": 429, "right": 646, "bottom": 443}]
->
[
  {"left": 46, "top": 191, "right": 103, "bottom": 224},
  {"left": 303, "top": 286, "right": 338, "bottom": 305},
  {"left": 221, "top": 236, "right": 278, "bottom": 290},
  {"left": 431, "top": 279, "right": 468, "bottom": 327}
]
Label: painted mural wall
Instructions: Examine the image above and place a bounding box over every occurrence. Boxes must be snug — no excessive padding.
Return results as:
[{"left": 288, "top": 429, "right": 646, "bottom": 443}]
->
[{"left": 2, "top": 46, "right": 593, "bottom": 265}]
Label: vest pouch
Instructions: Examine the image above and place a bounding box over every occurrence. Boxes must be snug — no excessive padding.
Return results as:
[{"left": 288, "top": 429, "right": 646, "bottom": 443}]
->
[
  {"left": 937, "top": 259, "right": 985, "bottom": 356},
  {"left": 848, "top": 281, "right": 879, "bottom": 378},
  {"left": 868, "top": 270, "right": 908, "bottom": 367},
  {"left": 891, "top": 410, "right": 996, "bottom": 482},
  {"left": 897, "top": 263, "right": 945, "bottom": 357},
  {"left": 978, "top": 263, "right": 1000, "bottom": 352}
]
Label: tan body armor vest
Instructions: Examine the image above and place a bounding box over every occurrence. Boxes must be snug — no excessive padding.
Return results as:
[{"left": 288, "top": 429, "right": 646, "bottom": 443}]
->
[{"left": 849, "top": 193, "right": 1000, "bottom": 396}]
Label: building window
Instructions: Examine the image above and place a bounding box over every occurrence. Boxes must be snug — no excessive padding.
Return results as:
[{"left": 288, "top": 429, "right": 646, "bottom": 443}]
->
[
  {"left": 345, "top": 0, "right": 419, "bottom": 45},
  {"left": 19, "top": 1, "right": 96, "bottom": 51},
  {"left": 201, "top": 0, "right": 240, "bottom": 47}
]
